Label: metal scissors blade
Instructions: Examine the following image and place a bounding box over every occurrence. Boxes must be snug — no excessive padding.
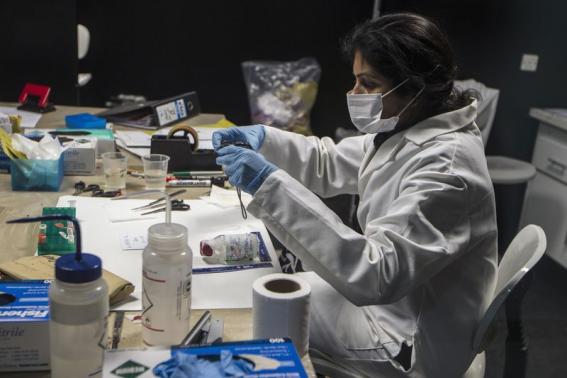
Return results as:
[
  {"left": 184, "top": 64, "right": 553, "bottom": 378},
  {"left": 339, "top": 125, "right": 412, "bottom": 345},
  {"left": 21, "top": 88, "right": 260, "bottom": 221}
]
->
[
  {"left": 111, "top": 189, "right": 161, "bottom": 200},
  {"left": 140, "top": 201, "right": 190, "bottom": 215},
  {"left": 130, "top": 189, "right": 187, "bottom": 210},
  {"left": 137, "top": 199, "right": 183, "bottom": 211}
]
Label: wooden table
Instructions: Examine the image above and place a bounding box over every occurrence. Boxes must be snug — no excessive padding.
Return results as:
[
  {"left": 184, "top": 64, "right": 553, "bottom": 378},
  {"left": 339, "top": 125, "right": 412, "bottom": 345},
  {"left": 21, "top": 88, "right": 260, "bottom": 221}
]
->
[{"left": 0, "top": 105, "right": 316, "bottom": 377}]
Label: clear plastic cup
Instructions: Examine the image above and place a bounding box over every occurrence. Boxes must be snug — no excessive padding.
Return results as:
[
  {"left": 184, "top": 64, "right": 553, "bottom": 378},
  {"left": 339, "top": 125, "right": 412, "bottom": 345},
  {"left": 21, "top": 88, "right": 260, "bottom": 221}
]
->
[
  {"left": 101, "top": 152, "right": 128, "bottom": 190},
  {"left": 142, "top": 154, "right": 170, "bottom": 191}
]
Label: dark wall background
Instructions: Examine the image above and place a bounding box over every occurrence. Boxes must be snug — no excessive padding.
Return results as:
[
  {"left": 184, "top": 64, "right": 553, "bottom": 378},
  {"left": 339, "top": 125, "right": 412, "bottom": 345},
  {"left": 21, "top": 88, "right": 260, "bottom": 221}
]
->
[
  {"left": 382, "top": 0, "right": 567, "bottom": 160},
  {"left": 77, "top": 0, "right": 374, "bottom": 137},
  {"left": 0, "top": 0, "right": 77, "bottom": 104},
  {"left": 381, "top": 0, "right": 567, "bottom": 249}
]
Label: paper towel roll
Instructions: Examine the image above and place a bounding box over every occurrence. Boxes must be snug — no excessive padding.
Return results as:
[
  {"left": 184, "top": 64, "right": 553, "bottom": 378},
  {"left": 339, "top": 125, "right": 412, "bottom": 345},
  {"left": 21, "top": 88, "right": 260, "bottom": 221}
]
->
[{"left": 252, "top": 273, "right": 311, "bottom": 356}]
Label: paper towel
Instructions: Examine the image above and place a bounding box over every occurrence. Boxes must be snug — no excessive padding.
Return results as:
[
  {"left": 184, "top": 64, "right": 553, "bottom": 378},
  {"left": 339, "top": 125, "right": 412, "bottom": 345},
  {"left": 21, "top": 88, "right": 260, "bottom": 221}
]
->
[{"left": 252, "top": 273, "right": 311, "bottom": 356}]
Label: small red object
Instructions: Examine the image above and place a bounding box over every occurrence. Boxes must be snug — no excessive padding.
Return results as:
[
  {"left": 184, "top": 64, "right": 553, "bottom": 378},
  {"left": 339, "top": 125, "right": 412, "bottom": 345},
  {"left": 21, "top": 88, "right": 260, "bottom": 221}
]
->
[{"left": 17, "top": 83, "right": 56, "bottom": 113}]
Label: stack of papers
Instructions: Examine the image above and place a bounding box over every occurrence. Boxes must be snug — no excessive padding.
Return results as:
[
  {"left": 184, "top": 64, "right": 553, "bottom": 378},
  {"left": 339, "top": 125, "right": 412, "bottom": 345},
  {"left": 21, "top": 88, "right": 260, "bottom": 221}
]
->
[
  {"left": 56, "top": 195, "right": 280, "bottom": 311},
  {"left": 0, "top": 106, "right": 42, "bottom": 128}
]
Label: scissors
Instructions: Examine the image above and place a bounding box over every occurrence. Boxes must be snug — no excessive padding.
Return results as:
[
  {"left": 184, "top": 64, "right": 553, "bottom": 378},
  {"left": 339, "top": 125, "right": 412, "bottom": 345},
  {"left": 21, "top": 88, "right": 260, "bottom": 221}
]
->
[
  {"left": 141, "top": 199, "right": 190, "bottom": 215},
  {"left": 73, "top": 181, "right": 100, "bottom": 195},
  {"left": 73, "top": 181, "right": 122, "bottom": 198}
]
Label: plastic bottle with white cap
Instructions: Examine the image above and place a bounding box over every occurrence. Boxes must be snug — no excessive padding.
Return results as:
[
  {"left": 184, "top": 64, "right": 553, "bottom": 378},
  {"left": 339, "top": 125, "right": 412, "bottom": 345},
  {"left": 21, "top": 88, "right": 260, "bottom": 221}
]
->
[
  {"left": 142, "top": 193, "right": 192, "bottom": 346},
  {"left": 6, "top": 215, "right": 108, "bottom": 378}
]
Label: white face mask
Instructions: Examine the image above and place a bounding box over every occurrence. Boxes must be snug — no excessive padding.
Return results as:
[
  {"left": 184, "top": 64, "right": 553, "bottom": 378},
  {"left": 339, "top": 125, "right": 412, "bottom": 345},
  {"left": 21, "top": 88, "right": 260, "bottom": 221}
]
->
[{"left": 347, "top": 78, "right": 423, "bottom": 134}]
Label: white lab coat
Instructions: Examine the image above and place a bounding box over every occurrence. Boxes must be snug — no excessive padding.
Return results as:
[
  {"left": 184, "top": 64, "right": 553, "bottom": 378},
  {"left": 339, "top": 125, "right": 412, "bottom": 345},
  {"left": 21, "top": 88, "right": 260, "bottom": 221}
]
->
[{"left": 247, "top": 100, "right": 498, "bottom": 377}]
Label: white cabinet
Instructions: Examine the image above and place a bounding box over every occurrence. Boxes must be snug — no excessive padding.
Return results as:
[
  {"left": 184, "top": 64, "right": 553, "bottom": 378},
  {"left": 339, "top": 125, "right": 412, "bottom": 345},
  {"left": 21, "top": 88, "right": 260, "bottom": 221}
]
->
[
  {"left": 521, "top": 171, "right": 567, "bottom": 267},
  {"left": 521, "top": 109, "right": 567, "bottom": 268}
]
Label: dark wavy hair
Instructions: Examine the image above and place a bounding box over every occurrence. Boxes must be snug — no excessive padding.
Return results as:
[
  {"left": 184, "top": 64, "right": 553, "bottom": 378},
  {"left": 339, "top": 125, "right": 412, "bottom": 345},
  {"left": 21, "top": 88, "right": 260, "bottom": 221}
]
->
[{"left": 342, "top": 13, "right": 478, "bottom": 115}]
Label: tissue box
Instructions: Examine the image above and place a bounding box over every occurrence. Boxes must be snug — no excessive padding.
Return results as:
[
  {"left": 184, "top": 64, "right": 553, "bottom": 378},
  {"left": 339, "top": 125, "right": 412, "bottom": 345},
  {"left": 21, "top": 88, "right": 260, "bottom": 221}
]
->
[
  {"left": 11, "top": 155, "right": 64, "bottom": 191},
  {"left": 62, "top": 139, "right": 96, "bottom": 175},
  {"left": 104, "top": 339, "right": 307, "bottom": 377},
  {"left": 0, "top": 280, "right": 50, "bottom": 372},
  {"left": 25, "top": 128, "right": 115, "bottom": 157},
  {"left": 0, "top": 146, "right": 10, "bottom": 173}
]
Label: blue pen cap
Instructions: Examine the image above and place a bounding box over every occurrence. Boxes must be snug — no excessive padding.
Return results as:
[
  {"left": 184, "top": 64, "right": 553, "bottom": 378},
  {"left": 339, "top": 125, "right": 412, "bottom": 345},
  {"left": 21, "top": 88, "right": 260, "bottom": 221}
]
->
[{"left": 55, "top": 253, "right": 102, "bottom": 283}]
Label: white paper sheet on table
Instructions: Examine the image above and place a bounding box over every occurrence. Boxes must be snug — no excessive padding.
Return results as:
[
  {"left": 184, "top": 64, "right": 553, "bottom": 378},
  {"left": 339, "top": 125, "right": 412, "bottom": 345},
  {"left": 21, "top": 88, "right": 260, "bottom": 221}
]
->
[
  {"left": 201, "top": 185, "right": 253, "bottom": 208},
  {"left": 56, "top": 195, "right": 281, "bottom": 311},
  {"left": 116, "top": 139, "right": 149, "bottom": 158},
  {"left": 0, "top": 106, "right": 42, "bottom": 128},
  {"left": 115, "top": 131, "right": 151, "bottom": 147}
]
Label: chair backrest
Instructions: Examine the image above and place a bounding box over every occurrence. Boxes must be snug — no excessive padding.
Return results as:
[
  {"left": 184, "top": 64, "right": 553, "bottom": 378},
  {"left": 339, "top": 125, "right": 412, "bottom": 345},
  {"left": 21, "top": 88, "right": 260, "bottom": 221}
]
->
[
  {"left": 472, "top": 225, "right": 546, "bottom": 352},
  {"left": 77, "top": 24, "right": 90, "bottom": 60},
  {"left": 454, "top": 79, "right": 500, "bottom": 146}
]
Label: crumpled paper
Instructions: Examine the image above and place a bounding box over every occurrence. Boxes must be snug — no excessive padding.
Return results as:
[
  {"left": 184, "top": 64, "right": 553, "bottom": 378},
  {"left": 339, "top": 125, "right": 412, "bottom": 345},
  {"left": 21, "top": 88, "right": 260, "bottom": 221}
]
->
[{"left": 11, "top": 134, "right": 66, "bottom": 160}]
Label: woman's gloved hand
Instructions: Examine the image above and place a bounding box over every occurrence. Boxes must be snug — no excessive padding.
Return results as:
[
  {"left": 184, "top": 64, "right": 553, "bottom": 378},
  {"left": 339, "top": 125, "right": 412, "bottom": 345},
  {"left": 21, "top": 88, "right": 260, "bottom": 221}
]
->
[
  {"left": 216, "top": 146, "right": 278, "bottom": 195},
  {"left": 212, "top": 125, "right": 266, "bottom": 152}
]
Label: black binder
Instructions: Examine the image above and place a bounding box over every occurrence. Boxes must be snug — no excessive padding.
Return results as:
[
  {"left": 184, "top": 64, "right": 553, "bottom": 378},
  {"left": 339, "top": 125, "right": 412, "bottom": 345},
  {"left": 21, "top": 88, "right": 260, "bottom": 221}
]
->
[{"left": 98, "top": 91, "right": 200, "bottom": 130}]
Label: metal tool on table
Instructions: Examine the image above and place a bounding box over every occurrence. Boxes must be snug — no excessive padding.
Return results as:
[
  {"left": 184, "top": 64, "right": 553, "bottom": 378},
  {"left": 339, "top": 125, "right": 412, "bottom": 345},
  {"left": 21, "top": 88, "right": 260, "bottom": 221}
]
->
[
  {"left": 179, "top": 311, "right": 224, "bottom": 346},
  {"left": 140, "top": 199, "right": 190, "bottom": 215},
  {"left": 73, "top": 181, "right": 122, "bottom": 197},
  {"left": 128, "top": 189, "right": 186, "bottom": 210}
]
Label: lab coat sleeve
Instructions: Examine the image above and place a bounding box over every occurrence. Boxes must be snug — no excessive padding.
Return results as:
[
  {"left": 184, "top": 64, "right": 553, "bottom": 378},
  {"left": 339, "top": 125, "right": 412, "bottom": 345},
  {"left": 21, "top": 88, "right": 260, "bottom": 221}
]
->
[
  {"left": 258, "top": 126, "right": 368, "bottom": 197},
  {"left": 247, "top": 165, "right": 471, "bottom": 306}
]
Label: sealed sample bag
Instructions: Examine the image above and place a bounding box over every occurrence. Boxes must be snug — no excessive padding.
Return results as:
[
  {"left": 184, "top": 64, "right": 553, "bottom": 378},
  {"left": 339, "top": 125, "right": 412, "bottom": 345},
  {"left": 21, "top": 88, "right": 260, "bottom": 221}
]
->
[{"left": 242, "top": 58, "right": 321, "bottom": 135}]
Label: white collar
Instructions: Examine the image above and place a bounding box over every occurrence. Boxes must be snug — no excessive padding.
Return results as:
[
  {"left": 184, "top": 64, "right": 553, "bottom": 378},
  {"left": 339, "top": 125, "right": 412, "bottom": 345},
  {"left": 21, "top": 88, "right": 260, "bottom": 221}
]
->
[
  {"left": 404, "top": 100, "right": 478, "bottom": 146},
  {"left": 369, "top": 100, "right": 478, "bottom": 168}
]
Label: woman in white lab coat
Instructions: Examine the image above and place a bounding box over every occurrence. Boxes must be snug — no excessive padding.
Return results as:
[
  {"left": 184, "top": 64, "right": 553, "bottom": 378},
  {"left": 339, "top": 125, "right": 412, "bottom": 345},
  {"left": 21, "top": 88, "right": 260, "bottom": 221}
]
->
[{"left": 214, "top": 13, "right": 497, "bottom": 377}]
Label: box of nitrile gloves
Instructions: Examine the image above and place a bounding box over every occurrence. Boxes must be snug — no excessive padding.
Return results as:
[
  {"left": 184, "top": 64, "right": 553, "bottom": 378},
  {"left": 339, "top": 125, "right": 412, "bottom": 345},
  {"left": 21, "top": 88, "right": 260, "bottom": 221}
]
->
[
  {"left": 104, "top": 338, "right": 307, "bottom": 377},
  {"left": 0, "top": 280, "right": 50, "bottom": 372}
]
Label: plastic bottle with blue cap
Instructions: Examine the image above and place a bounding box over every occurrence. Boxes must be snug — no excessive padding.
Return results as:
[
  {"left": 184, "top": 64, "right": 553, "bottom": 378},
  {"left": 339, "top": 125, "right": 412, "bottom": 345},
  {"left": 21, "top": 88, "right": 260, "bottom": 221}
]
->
[
  {"left": 7, "top": 215, "right": 108, "bottom": 378},
  {"left": 142, "top": 192, "right": 193, "bottom": 346}
]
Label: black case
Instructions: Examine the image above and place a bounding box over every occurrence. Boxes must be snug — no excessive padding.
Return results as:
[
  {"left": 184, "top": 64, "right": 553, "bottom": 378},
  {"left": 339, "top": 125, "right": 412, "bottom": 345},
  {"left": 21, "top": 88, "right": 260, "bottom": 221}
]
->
[{"left": 150, "top": 135, "right": 221, "bottom": 172}]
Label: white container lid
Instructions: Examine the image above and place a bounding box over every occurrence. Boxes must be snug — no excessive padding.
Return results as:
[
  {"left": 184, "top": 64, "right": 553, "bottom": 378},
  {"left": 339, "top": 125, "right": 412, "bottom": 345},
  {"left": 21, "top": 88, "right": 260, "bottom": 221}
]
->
[{"left": 148, "top": 223, "right": 188, "bottom": 252}]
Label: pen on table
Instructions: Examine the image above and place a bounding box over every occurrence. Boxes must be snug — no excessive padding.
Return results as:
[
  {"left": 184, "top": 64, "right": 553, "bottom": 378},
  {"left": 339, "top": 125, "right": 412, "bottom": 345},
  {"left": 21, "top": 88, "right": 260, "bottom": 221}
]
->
[
  {"left": 171, "top": 174, "right": 228, "bottom": 181},
  {"left": 166, "top": 179, "right": 212, "bottom": 187},
  {"left": 172, "top": 171, "right": 225, "bottom": 177}
]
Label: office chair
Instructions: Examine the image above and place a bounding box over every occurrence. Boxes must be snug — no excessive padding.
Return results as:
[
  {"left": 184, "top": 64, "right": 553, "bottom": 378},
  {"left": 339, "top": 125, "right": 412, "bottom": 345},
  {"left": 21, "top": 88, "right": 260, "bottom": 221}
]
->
[
  {"left": 312, "top": 225, "right": 546, "bottom": 378},
  {"left": 462, "top": 224, "right": 546, "bottom": 378}
]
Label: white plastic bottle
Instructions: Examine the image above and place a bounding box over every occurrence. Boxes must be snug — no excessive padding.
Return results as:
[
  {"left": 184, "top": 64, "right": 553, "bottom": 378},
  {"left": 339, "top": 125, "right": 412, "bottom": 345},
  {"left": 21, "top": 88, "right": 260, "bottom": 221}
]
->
[
  {"left": 49, "top": 254, "right": 109, "bottom": 378},
  {"left": 200, "top": 233, "right": 260, "bottom": 264},
  {"left": 142, "top": 222, "right": 193, "bottom": 346}
]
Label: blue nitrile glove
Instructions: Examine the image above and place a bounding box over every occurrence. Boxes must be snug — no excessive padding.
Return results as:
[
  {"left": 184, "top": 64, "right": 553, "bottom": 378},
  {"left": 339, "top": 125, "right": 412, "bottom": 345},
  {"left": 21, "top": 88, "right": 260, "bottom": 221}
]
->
[
  {"left": 216, "top": 145, "right": 278, "bottom": 195},
  {"left": 153, "top": 350, "right": 254, "bottom": 378},
  {"left": 212, "top": 125, "right": 266, "bottom": 151}
]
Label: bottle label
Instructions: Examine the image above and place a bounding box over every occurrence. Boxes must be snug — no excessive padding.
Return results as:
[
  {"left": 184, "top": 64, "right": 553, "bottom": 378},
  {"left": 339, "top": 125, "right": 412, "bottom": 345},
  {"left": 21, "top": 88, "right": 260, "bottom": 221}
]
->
[
  {"left": 224, "top": 234, "right": 258, "bottom": 262},
  {"left": 142, "top": 263, "right": 192, "bottom": 344}
]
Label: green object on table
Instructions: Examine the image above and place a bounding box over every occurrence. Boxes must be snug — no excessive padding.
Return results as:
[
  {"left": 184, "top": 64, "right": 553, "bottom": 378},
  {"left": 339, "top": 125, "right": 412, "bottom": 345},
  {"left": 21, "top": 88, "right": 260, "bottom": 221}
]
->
[{"left": 37, "top": 207, "right": 77, "bottom": 256}]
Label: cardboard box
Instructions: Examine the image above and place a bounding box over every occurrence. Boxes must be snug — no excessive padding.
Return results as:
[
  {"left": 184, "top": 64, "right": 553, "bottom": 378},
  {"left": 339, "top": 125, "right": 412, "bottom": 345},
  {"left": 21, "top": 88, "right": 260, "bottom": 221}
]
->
[
  {"left": 25, "top": 128, "right": 116, "bottom": 157},
  {"left": 62, "top": 139, "right": 96, "bottom": 175},
  {"left": 104, "top": 338, "right": 307, "bottom": 377},
  {"left": 0, "top": 280, "right": 50, "bottom": 372},
  {"left": 25, "top": 128, "right": 116, "bottom": 175}
]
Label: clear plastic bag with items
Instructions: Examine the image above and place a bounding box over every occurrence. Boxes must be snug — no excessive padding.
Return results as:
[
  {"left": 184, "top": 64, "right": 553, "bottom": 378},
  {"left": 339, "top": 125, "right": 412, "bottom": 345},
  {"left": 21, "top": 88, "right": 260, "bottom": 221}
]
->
[{"left": 242, "top": 58, "right": 321, "bottom": 135}]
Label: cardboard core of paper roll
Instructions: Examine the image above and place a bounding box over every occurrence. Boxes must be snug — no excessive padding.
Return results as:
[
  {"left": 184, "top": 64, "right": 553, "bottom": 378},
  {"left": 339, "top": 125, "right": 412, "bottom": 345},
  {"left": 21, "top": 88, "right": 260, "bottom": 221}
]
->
[{"left": 264, "top": 279, "right": 301, "bottom": 294}]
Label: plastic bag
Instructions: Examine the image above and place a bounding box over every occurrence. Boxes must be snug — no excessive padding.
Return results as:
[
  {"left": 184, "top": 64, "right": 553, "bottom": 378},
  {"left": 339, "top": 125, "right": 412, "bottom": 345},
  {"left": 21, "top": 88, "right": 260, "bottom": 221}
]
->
[{"left": 242, "top": 58, "right": 321, "bottom": 135}]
